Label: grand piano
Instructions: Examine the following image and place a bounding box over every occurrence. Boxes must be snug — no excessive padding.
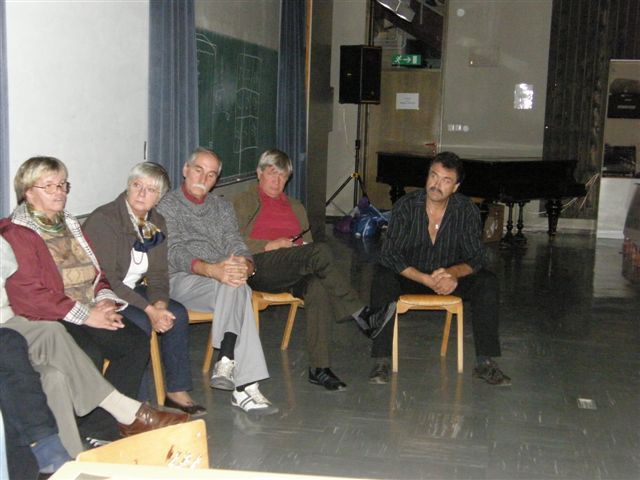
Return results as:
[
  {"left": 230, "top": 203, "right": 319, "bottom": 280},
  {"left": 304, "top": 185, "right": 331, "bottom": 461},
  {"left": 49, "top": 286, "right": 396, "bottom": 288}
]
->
[{"left": 377, "top": 151, "right": 587, "bottom": 244}]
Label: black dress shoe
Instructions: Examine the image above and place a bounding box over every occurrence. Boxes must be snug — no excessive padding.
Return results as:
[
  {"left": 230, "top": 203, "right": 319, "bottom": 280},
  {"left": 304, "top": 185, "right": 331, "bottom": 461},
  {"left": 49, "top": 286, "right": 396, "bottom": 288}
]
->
[
  {"left": 164, "top": 396, "right": 207, "bottom": 416},
  {"left": 369, "top": 361, "right": 390, "bottom": 384},
  {"left": 308, "top": 367, "right": 347, "bottom": 391},
  {"left": 473, "top": 359, "right": 512, "bottom": 386}
]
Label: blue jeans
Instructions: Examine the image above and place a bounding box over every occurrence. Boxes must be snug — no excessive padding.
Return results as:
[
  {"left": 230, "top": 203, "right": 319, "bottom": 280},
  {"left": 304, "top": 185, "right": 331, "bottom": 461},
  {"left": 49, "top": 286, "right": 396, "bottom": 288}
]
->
[{"left": 121, "top": 288, "right": 192, "bottom": 395}]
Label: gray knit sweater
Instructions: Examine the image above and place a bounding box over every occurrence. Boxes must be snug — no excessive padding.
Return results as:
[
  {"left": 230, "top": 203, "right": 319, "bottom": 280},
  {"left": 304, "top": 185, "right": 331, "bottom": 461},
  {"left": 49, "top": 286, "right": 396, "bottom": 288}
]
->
[{"left": 157, "top": 188, "right": 252, "bottom": 276}]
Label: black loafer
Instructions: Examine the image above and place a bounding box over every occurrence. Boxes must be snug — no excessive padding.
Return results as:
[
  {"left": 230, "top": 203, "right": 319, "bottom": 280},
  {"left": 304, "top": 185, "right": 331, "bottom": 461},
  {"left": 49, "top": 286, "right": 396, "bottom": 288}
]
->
[
  {"left": 164, "top": 397, "right": 208, "bottom": 416},
  {"left": 308, "top": 368, "right": 347, "bottom": 391}
]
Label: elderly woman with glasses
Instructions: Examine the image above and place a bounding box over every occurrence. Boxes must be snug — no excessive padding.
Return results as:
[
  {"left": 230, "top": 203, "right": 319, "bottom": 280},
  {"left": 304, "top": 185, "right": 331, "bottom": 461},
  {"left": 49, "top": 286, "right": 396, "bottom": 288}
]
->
[
  {"left": 1, "top": 156, "right": 151, "bottom": 436},
  {"left": 83, "top": 162, "right": 204, "bottom": 415}
]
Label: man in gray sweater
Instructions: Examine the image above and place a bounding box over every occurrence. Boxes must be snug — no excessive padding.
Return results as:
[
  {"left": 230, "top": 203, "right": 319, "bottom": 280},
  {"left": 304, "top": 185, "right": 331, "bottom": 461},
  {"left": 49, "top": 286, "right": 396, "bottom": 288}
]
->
[{"left": 157, "top": 147, "right": 278, "bottom": 416}]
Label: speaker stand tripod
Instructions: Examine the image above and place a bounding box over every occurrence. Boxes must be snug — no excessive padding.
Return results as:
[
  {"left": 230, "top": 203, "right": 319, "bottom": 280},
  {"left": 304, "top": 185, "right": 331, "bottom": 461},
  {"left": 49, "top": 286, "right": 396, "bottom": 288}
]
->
[{"left": 325, "top": 105, "right": 368, "bottom": 208}]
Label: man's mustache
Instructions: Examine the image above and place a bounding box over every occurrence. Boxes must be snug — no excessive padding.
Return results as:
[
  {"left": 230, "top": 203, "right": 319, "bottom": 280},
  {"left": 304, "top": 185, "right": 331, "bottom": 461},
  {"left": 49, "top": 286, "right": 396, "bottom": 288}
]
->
[
  {"left": 429, "top": 186, "right": 443, "bottom": 195},
  {"left": 192, "top": 183, "right": 207, "bottom": 191}
]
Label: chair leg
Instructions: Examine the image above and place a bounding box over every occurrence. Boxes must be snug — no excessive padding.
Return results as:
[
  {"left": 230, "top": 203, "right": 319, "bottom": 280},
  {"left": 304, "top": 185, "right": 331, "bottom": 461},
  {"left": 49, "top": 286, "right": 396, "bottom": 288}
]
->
[
  {"left": 280, "top": 303, "right": 299, "bottom": 350},
  {"left": 391, "top": 311, "right": 400, "bottom": 372},
  {"left": 251, "top": 295, "right": 261, "bottom": 332},
  {"left": 456, "top": 307, "right": 464, "bottom": 373},
  {"left": 202, "top": 330, "right": 214, "bottom": 374},
  {"left": 150, "top": 331, "right": 166, "bottom": 406},
  {"left": 440, "top": 311, "right": 452, "bottom": 357}
]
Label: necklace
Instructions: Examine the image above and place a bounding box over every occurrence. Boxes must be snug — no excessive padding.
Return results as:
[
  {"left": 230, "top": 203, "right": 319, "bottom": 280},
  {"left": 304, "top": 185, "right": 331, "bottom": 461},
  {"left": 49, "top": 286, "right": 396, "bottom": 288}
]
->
[
  {"left": 426, "top": 199, "right": 448, "bottom": 231},
  {"left": 132, "top": 248, "right": 145, "bottom": 265}
]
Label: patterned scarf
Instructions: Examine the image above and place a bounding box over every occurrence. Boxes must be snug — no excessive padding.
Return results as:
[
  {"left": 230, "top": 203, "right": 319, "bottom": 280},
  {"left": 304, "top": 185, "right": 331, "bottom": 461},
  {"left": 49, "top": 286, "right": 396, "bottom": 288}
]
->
[
  {"left": 125, "top": 200, "right": 166, "bottom": 252},
  {"left": 27, "top": 203, "right": 66, "bottom": 234}
]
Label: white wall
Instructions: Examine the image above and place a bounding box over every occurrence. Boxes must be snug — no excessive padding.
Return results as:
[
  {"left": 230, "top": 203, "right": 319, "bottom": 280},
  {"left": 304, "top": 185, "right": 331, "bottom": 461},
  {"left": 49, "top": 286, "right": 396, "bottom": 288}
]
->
[
  {"left": 326, "top": 0, "right": 368, "bottom": 216},
  {"left": 439, "top": 0, "right": 594, "bottom": 233},
  {"left": 441, "top": 0, "right": 552, "bottom": 158},
  {"left": 6, "top": 0, "right": 149, "bottom": 216}
]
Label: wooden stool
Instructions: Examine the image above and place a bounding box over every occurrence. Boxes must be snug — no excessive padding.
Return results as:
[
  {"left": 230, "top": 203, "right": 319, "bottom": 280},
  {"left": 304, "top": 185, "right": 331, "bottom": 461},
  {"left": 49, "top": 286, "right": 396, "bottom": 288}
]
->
[
  {"left": 392, "top": 294, "right": 463, "bottom": 373},
  {"left": 251, "top": 291, "right": 304, "bottom": 350}
]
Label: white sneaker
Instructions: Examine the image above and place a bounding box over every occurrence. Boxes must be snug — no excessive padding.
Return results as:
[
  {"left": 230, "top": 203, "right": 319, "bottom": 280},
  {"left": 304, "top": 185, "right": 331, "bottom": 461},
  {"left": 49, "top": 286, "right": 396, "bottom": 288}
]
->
[
  {"left": 231, "top": 383, "right": 279, "bottom": 416},
  {"left": 210, "top": 357, "right": 235, "bottom": 391}
]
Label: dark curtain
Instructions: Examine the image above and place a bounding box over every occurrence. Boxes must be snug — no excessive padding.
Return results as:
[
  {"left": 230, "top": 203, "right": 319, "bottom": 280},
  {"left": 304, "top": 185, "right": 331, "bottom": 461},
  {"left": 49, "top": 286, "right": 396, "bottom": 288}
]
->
[
  {"left": 278, "top": 0, "right": 307, "bottom": 204},
  {"left": 0, "top": 0, "right": 9, "bottom": 216},
  {"left": 148, "top": 0, "right": 198, "bottom": 189},
  {"left": 543, "top": 0, "right": 640, "bottom": 218}
]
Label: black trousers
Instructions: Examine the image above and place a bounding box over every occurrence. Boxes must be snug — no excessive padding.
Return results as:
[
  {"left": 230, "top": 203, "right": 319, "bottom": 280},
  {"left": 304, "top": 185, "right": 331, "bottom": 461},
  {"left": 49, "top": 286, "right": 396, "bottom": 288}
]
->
[
  {"left": 0, "top": 328, "right": 54, "bottom": 479},
  {"left": 370, "top": 265, "right": 502, "bottom": 359},
  {"left": 62, "top": 318, "right": 149, "bottom": 440}
]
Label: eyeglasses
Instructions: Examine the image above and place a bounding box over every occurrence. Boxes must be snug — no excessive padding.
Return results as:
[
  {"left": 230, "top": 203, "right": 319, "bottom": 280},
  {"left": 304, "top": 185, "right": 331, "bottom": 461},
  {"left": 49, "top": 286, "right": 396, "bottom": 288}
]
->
[
  {"left": 32, "top": 181, "right": 71, "bottom": 194},
  {"left": 130, "top": 181, "right": 160, "bottom": 196}
]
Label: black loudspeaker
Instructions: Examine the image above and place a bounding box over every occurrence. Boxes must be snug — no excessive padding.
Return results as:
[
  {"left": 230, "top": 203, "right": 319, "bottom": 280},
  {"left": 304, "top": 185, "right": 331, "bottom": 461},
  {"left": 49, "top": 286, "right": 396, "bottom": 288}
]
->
[{"left": 339, "top": 45, "right": 382, "bottom": 104}]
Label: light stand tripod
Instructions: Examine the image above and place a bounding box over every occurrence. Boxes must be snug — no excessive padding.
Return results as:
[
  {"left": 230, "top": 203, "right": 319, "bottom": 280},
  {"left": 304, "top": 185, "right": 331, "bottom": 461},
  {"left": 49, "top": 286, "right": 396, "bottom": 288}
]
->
[{"left": 325, "top": 103, "right": 368, "bottom": 208}]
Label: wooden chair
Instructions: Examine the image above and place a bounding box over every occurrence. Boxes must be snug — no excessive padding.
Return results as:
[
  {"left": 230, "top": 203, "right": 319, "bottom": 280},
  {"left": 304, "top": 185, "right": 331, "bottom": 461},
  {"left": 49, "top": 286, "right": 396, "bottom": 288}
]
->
[
  {"left": 251, "top": 291, "right": 304, "bottom": 350},
  {"left": 104, "top": 309, "right": 214, "bottom": 406},
  {"left": 392, "top": 294, "right": 464, "bottom": 373},
  {"left": 76, "top": 419, "right": 209, "bottom": 469},
  {"left": 148, "top": 310, "right": 213, "bottom": 406},
  {"left": 151, "top": 294, "right": 301, "bottom": 405},
  {"left": 102, "top": 333, "right": 168, "bottom": 407},
  {"left": 186, "top": 310, "right": 215, "bottom": 375}
]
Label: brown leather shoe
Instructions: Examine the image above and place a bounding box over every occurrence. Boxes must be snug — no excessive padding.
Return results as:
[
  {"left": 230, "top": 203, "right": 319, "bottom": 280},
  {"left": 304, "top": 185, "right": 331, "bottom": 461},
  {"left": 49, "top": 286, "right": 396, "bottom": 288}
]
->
[{"left": 118, "top": 403, "right": 190, "bottom": 437}]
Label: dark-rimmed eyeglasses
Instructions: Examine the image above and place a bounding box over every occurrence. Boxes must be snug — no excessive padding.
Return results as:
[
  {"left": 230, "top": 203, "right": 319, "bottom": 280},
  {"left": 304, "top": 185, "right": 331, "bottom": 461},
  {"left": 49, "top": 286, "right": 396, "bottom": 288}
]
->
[{"left": 32, "top": 181, "right": 71, "bottom": 194}]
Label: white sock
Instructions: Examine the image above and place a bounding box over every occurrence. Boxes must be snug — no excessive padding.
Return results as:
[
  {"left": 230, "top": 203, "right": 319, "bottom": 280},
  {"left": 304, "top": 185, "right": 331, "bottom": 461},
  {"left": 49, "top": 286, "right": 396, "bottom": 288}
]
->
[{"left": 99, "top": 390, "right": 142, "bottom": 425}]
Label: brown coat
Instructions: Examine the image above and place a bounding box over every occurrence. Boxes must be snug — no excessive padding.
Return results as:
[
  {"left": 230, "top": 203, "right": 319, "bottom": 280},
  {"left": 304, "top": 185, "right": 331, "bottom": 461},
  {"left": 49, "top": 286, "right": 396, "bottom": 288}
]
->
[{"left": 83, "top": 192, "right": 170, "bottom": 311}]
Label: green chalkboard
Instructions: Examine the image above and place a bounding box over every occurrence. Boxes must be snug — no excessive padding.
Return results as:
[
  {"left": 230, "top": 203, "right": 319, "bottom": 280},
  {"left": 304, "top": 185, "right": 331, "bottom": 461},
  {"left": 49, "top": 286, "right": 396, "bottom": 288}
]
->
[{"left": 196, "top": 29, "right": 278, "bottom": 183}]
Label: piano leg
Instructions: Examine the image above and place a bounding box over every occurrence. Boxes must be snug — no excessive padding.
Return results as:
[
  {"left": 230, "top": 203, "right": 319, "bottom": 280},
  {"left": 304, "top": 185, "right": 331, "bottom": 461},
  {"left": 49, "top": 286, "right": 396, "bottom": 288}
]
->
[
  {"left": 500, "top": 202, "right": 515, "bottom": 248},
  {"left": 546, "top": 199, "right": 561, "bottom": 236},
  {"left": 514, "top": 201, "right": 528, "bottom": 245}
]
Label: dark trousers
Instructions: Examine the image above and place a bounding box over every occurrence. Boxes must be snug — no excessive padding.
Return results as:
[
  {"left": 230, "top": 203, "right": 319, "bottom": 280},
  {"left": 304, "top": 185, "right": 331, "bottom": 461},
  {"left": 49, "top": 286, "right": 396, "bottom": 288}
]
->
[
  {"left": 370, "top": 265, "right": 501, "bottom": 359},
  {"left": 62, "top": 317, "right": 148, "bottom": 440},
  {"left": 0, "top": 329, "right": 54, "bottom": 479},
  {"left": 249, "top": 243, "right": 364, "bottom": 367},
  {"left": 120, "top": 288, "right": 192, "bottom": 396}
]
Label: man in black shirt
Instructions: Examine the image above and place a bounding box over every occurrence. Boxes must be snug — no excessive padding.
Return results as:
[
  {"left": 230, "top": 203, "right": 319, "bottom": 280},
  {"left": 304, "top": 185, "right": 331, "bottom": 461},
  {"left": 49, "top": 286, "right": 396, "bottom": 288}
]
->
[{"left": 363, "top": 151, "right": 510, "bottom": 386}]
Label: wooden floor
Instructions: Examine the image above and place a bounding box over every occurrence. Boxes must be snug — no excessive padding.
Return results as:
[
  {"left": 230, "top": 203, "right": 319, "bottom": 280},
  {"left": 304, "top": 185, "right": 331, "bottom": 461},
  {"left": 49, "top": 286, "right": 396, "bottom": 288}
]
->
[{"left": 177, "top": 228, "right": 639, "bottom": 480}]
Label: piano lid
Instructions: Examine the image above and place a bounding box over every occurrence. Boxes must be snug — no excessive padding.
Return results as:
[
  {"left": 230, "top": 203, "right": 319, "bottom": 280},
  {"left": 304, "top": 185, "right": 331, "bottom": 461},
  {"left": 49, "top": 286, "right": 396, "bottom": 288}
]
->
[{"left": 376, "top": 151, "right": 585, "bottom": 203}]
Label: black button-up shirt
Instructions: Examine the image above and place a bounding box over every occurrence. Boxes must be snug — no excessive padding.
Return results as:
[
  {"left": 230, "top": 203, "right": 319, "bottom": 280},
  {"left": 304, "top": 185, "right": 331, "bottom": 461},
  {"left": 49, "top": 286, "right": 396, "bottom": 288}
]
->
[{"left": 379, "top": 190, "right": 485, "bottom": 274}]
